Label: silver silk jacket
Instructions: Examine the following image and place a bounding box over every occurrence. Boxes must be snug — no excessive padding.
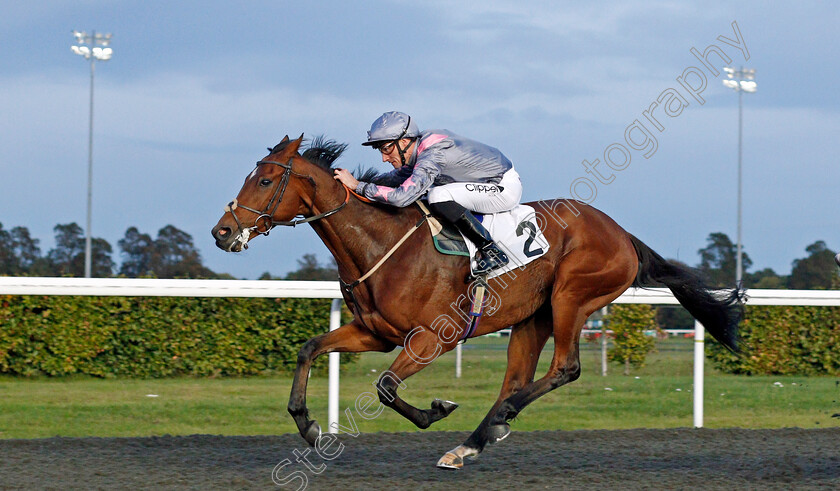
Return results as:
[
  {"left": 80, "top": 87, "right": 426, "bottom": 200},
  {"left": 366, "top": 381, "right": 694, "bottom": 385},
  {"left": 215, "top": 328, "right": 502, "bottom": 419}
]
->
[{"left": 355, "top": 130, "right": 514, "bottom": 207}]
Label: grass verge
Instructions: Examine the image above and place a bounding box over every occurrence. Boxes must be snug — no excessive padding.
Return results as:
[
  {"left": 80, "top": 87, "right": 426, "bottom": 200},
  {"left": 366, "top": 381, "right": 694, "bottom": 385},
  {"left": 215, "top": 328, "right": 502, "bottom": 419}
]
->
[{"left": 1, "top": 337, "right": 838, "bottom": 439}]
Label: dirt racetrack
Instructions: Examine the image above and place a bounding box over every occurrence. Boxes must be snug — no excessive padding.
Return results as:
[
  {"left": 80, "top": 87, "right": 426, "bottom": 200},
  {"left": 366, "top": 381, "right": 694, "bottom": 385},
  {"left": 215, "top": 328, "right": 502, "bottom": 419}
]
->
[{"left": 1, "top": 428, "right": 838, "bottom": 490}]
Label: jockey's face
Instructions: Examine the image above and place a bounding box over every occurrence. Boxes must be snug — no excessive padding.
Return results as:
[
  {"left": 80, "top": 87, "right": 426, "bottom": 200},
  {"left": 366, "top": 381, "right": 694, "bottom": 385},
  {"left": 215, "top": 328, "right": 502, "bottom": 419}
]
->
[{"left": 379, "top": 138, "right": 415, "bottom": 168}]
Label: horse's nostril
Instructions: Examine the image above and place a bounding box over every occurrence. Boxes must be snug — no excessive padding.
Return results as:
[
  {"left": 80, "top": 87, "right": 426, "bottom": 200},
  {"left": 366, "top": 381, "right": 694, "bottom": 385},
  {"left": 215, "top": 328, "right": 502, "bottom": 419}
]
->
[{"left": 213, "top": 226, "right": 232, "bottom": 242}]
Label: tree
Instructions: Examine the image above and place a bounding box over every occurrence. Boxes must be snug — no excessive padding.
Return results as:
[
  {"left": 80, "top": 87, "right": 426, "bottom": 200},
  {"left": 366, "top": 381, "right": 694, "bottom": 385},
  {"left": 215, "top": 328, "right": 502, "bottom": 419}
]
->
[
  {"left": 118, "top": 225, "right": 215, "bottom": 279},
  {"left": 697, "top": 232, "right": 752, "bottom": 287},
  {"left": 118, "top": 227, "right": 154, "bottom": 277},
  {"left": 46, "top": 223, "right": 84, "bottom": 276},
  {"left": 788, "top": 241, "right": 839, "bottom": 290},
  {"left": 45, "top": 223, "right": 114, "bottom": 277},
  {"left": 89, "top": 238, "right": 116, "bottom": 277},
  {"left": 10, "top": 226, "right": 41, "bottom": 273},
  {"left": 148, "top": 225, "right": 215, "bottom": 278},
  {"left": 283, "top": 254, "right": 338, "bottom": 281},
  {"left": 606, "top": 304, "right": 659, "bottom": 375},
  {"left": 655, "top": 306, "right": 694, "bottom": 330},
  {"left": 0, "top": 223, "right": 17, "bottom": 274},
  {"left": 0, "top": 223, "right": 41, "bottom": 275},
  {"left": 746, "top": 268, "right": 786, "bottom": 289}
]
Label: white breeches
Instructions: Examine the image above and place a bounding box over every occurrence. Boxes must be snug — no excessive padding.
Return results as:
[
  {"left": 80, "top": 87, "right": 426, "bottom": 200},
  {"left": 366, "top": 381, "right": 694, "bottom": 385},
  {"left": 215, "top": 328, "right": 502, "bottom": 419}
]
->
[{"left": 427, "top": 168, "right": 522, "bottom": 214}]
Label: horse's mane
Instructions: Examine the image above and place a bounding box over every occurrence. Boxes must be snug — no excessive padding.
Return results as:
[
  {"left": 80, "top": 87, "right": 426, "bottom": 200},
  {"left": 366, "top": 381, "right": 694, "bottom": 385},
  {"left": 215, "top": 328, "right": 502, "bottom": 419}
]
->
[{"left": 269, "top": 135, "right": 383, "bottom": 182}]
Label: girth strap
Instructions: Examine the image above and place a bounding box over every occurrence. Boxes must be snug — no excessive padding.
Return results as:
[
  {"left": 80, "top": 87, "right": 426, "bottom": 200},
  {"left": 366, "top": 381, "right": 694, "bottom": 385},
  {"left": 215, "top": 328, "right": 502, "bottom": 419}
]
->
[{"left": 340, "top": 202, "right": 433, "bottom": 314}]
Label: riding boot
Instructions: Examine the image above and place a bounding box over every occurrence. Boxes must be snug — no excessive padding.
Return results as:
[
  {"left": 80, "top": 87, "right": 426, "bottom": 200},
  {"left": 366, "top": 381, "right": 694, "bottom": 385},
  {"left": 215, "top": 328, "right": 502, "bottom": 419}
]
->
[
  {"left": 454, "top": 212, "right": 509, "bottom": 275},
  {"left": 429, "top": 200, "right": 509, "bottom": 275}
]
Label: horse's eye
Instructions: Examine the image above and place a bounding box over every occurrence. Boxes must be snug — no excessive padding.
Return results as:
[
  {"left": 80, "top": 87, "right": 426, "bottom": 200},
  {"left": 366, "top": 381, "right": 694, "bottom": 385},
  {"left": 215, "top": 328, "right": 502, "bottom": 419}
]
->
[{"left": 259, "top": 178, "right": 272, "bottom": 187}]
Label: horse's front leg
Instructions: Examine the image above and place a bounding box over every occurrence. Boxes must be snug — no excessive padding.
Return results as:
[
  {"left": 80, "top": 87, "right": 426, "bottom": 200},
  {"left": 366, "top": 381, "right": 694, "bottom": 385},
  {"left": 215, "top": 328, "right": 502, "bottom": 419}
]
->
[
  {"left": 288, "top": 321, "right": 394, "bottom": 446},
  {"left": 437, "top": 310, "right": 552, "bottom": 469},
  {"left": 375, "top": 328, "right": 459, "bottom": 429}
]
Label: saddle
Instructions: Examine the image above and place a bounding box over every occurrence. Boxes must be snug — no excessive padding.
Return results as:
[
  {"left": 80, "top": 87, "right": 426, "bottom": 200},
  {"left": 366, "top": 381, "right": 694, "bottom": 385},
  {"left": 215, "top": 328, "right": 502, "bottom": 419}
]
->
[
  {"left": 416, "top": 200, "right": 550, "bottom": 340},
  {"left": 418, "top": 201, "right": 471, "bottom": 257},
  {"left": 417, "top": 201, "right": 550, "bottom": 279}
]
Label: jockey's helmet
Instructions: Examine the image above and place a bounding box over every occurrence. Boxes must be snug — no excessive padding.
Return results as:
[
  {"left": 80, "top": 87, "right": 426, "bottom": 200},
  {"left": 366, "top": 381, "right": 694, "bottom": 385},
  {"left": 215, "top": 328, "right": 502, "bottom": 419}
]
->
[{"left": 362, "top": 111, "right": 420, "bottom": 147}]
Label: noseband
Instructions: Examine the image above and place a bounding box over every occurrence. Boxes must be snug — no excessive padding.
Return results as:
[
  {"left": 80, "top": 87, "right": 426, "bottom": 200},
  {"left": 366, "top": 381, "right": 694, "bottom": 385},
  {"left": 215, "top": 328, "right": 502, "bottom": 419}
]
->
[{"left": 225, "top": 158, "right": 350, "bottom": 240}]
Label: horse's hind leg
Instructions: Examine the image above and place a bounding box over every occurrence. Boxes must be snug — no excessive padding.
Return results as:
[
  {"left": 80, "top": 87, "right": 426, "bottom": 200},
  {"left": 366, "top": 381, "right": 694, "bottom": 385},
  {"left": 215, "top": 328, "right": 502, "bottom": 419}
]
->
[
  {"left": 288, "top": 322, "right": 395, "bottom": 446},
  {"left": 375, "top": 328, "right": 459, "bottom": 429},
  {"left": 442, "top": 298, "right": 593, "bottom": 467},
  {"left": 437, "top": 309, "right": 552, "bottom": 469},
  {"left": 482, "top": 291, "right": 615, "bottom": 443},
  {"left": 464, "top": 245, "right": 635, "bottom": 452},
  {"left": 490, "top": 302, "right": 587, "bottom": 423}
]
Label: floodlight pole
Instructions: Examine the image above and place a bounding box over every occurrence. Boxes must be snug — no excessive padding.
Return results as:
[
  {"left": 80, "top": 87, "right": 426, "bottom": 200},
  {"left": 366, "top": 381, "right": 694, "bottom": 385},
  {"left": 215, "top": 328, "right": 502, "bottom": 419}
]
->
[
  {"left": 72, "top": 30, "right": 112, "bottom": 278},
  {"left": 85, "top": 51, "right": 96, "bottom": 279},
  {"left": 723, "top": 67, "right": 756, "bottom": 286},
  {"left": 736, "top": 84, "right": 743, "bottom": 285}
]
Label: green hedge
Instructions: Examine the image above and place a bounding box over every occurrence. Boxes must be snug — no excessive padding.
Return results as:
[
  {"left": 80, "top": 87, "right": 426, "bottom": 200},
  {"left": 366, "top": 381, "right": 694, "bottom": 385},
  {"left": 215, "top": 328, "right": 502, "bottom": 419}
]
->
[
  {"left": 708, "top": 305, "right": 840, "bottom": 375},
  {"left": 606, "top": 304, "right": 659, "bottom": 372},
  {"left": 0, "top": 295, "right": 356, "bottom": 378}
]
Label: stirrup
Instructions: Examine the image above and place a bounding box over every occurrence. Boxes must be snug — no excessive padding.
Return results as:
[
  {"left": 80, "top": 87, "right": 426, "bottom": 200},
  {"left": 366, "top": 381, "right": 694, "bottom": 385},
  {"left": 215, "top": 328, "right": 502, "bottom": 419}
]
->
[{"left": 473, "top": 244, "right": 509, "bottom": 275}]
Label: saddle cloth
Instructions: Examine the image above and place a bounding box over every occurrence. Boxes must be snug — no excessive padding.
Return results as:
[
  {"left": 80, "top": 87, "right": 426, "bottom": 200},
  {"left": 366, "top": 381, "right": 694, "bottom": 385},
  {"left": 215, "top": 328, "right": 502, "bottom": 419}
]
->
[{"left": 421, "top": 202, "right": 550, "bottom": 280}]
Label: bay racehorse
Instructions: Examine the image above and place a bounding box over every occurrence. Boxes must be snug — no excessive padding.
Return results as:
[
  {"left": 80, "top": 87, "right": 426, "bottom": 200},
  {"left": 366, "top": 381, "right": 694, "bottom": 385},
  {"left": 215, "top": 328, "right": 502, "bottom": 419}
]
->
[{"left": 211, "top": 135, "right": 741, "bottom": 469}]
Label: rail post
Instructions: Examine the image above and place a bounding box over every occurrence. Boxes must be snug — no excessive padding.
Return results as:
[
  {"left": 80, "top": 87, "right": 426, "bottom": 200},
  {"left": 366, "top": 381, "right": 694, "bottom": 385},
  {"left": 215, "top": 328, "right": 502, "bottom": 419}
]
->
[
  {"left": 455, "top": 341, "right": 463, "bottom": 378},
  {"left": 328, "top": 299, "right": 342, "bottom": 434},
  {"left": 601, "top": 306, "right": 608, "bottom": 376},
  {"left": 693, "top": 320, "right": 705, "bottom": 428}
]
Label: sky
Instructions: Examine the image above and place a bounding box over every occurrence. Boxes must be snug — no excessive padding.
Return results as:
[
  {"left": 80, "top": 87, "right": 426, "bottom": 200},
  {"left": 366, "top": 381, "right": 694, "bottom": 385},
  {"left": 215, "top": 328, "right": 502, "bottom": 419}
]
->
[{"left": 1, "top": 1, "right": 838, "bottom": 280}]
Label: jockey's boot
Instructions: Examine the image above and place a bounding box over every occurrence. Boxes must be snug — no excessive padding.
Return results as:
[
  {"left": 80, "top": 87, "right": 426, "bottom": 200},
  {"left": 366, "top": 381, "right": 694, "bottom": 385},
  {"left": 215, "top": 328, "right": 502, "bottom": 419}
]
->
[
  {"left": 429, "top": 200, "right": 509, "bottom": 275},
  {"left": 452, "top": 211, "right": 509, "bottom": 275}
]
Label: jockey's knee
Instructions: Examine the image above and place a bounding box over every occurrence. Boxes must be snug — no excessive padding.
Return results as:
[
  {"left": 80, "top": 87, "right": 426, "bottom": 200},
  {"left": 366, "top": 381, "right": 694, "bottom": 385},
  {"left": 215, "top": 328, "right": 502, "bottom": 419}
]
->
[
  {"left": 428, "top": 200, "right": 467, "bottom": 222},
  {"left": 427, "top": 186, "right": 456, "bottom": 204}
]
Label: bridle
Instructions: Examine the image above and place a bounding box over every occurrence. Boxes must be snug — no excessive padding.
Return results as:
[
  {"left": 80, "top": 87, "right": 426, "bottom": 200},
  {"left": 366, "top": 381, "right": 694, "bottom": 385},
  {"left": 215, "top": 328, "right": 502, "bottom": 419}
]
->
[
  {"left": 223, "top": 154, "right": 431, "bottom": 327},
  {"left": 224, "top": 157, "right": 350, "bottom": 243}
]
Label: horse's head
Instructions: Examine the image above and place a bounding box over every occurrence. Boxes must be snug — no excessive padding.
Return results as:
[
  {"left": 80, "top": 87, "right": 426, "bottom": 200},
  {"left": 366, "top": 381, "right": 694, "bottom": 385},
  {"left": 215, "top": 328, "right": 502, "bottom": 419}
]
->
[{"left": 212, "top": 134, "right": 316, "bottom": 252}]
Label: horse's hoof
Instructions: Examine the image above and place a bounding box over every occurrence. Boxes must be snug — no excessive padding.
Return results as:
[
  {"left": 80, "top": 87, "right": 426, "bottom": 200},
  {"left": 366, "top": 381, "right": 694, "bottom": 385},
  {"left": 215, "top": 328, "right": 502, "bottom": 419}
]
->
[
  {"left": 487, "top": 423, "right": 511, "bottom": 444},
  {"left": 436, "top": 452, "right": 463, "bottom": 470},
  {"left": 302, "top": 421, "right": 321, "bottom": 447},
  {"left": 437, "top": 444, "right": 479, "bottom": 469},
  {"left": 432, "top": 399, "right": 459, "bottom": 417}
]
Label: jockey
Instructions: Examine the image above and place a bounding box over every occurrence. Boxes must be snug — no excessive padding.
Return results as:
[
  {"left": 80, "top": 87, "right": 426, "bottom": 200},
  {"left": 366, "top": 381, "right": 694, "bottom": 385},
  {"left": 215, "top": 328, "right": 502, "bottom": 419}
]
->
[{"left": 333, "top": 111, "right": 523, "bottom": 275}]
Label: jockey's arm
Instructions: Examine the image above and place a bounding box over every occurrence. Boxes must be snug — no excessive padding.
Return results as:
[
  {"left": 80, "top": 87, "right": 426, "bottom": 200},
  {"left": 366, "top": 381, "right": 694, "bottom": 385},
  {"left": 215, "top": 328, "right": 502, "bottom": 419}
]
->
[
  {"left": 373, "top": 165, "right": 414, "bottom": 187},
  {"left": 355, "top": 160, "right": 440, "bottom": 207}
]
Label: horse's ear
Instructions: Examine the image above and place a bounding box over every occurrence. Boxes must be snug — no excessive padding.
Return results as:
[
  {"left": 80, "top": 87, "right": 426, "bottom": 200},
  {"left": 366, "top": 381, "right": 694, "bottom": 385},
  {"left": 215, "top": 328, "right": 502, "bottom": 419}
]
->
[
  {"left": 286, "top": 133, "right": 304, "bottom": 155},
  {"left": 280, "top": 135, "right": 290, "bottom": 143}
]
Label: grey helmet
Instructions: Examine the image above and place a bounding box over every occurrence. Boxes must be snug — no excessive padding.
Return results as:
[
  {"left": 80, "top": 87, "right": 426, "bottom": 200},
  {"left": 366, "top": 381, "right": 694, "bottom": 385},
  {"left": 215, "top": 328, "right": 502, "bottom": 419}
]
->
[{"left": 362, "top": 111, "right": 421, "bottom": 146}]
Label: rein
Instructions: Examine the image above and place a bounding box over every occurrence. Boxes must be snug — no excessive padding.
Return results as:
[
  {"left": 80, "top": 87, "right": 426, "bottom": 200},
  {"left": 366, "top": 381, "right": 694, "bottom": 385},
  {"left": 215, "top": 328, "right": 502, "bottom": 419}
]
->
[{"left": 224, "top": 158, "right": 350, "bottom": 240}]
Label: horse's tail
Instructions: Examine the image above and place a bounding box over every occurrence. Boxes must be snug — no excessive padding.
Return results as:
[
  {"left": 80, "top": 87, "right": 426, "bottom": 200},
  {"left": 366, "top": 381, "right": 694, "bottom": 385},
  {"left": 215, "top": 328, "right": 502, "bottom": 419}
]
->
[{"left": 628, "top": 234, "right": 743, "bottom": 352}]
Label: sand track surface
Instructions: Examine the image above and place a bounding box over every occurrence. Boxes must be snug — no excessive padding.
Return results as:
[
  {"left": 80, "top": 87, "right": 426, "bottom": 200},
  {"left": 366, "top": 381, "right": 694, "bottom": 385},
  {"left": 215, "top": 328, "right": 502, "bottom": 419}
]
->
[{"left": 1, "top": 428, "right": 839, "bottom": 490}]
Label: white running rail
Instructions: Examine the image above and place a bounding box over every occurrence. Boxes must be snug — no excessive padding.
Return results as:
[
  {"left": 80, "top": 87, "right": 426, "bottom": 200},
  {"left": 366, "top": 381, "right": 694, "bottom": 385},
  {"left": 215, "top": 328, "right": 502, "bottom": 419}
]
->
[{"left": 2, "top": 277, "right": 839, "bottom": 429}]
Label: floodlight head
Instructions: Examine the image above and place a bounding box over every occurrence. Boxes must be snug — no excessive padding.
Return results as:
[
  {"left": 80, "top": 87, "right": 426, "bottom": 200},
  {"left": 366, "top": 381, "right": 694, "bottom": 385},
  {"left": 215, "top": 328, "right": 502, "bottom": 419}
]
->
[
  {"left": 722, "top": 66, "right": 757, "bottom": 92},
  {"left": 94, "top": 32, "right": 112, "bottom": 46},
  {"left": 71, "top": 30, "right": 113, "bottom": 61},
  {"left": 71, "top": 45, "right": 91, "bottom": 58},
  {"left": 91, "top": 47, "right": 113, "bottom": 60}
]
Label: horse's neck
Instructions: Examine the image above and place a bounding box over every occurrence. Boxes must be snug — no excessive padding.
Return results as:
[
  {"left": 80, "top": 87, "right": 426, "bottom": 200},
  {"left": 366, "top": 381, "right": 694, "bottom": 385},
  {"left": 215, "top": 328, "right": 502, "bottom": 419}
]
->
[{"left": 307, "top": 174, "right": 417, "bottom": 281}]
